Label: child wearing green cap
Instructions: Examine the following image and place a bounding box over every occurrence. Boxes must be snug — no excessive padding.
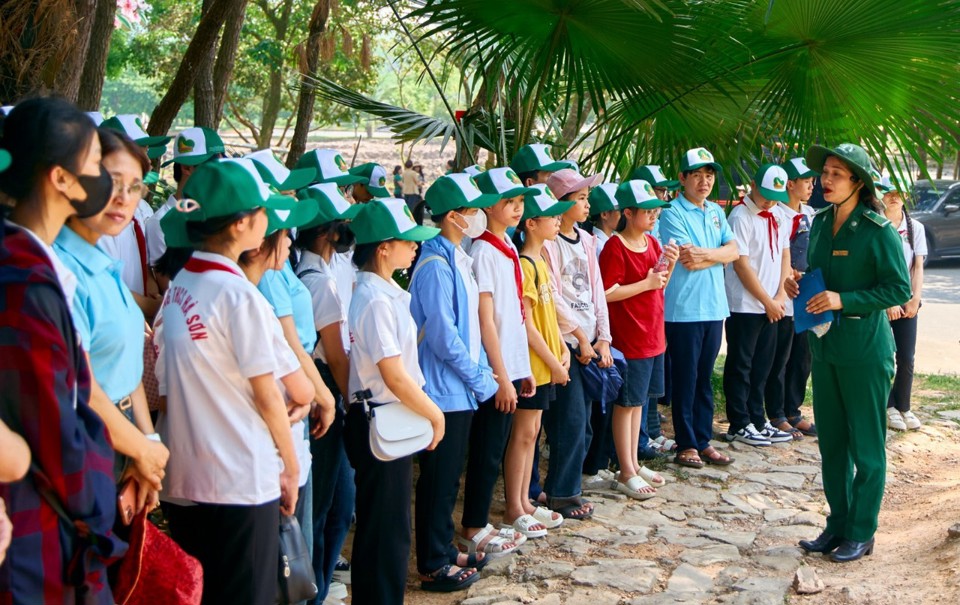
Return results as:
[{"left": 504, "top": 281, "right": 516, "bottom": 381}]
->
[
  {"left": 586, "top": 183, "right": 621, "bottom": 255},
  {"left": 155, "top": 160, "right": 314, "bottom": 605},
  {"left": 341, "top": 198, "right": 445, "bottom": 604},
  {"left": 599, "top": 180, "right": 678, "bottom": 499}
]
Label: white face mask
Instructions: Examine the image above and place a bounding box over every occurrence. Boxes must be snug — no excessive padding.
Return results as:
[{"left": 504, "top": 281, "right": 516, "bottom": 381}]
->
[{"left": 456, "top": 210, "right": 487, "bottom": 239}]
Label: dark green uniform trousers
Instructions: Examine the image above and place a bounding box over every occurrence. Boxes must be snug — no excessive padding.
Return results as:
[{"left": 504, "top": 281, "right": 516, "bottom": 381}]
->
[{"left": 811, "top": 356, "right": 894, "bottom": 542}]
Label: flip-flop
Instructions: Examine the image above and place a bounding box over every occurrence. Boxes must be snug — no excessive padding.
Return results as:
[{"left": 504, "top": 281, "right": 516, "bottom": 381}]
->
[
  {"left": 616, "top": 475, "right": 657, "bottom": 500},
  {"left": 674, "top": 449, "right": 704, "bottom": 469},
  {"left": 420, "top": 564, "right": 480, "bottom": 593}
]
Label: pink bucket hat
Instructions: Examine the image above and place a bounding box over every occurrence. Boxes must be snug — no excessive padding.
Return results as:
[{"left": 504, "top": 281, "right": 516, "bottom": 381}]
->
[{"left": 546, "top": 168, "right": 603, "bottom": 200}]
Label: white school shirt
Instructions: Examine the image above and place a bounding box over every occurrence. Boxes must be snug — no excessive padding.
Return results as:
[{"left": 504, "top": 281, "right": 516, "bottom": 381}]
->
[
  {"left": 327, "top": 250, "right": 356, "bottom": 354},
  {"left": 99, "top": 199, "right": 154, "bottom": 295},
  {"left": 893, "top": 215, "right": 927, "bottom": 272},
  {"left": 296, "top": 250, "right": 347, "bottom": 364},
  {"left": 470, "top": 237, "right": 531, "bottom": 381},
  {"left": 555, "top": 232, "right": 598, "bottom": 346},
  {"left": 724, "top": 196, "right": 791, "bottom": 315},
  {"left": 144, "top": 195, "right": 178, "bottom": 266},
  {"left": 155, "top": 251, "right": 299, "bottom": 505},
  {"left": 593, "top": 229, "right": 610, "bottom": 256},
  {"left": 776, "top": 203, "right": 816, "bottom": 317},
  {"left": 347, "top": 272, "right": 425, "bottom": 404},
  {"left": 454, "top": 245, "right": 482, "bottom": 363}
]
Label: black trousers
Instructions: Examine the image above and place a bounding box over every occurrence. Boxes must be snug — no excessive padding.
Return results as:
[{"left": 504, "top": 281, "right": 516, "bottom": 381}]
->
[
  {"left": 783, "top": 321, "right": 812, "bottom": 420},
  {"left": 888, "top": 314, "right": 918, "bottom": 412},
  {"left": 344, "top": 404, "right": 413, "bottom": 605},
  {"left": 764, "top": 317, "right": 795, "bottom": 423},
  {"left": 723, "top": 312, "right": 777, "bottom": 433},
  {"left": 582, "top": 400, "right": 613, "bottom": 475},
  {"left": 415, "top": 410, "right": 473, "bottom": 573},
  {"left": 166, "top": 499, "right": 279, "bottom": 605},
  {"left": 461, "top": 386, "right": 516, "bottom": 529}
]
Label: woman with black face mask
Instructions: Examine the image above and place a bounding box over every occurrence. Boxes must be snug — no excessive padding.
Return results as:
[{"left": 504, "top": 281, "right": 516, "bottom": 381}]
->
[
  {"left": 291, "top": 183, "right": 360, "bottom": 603},
  {"left": 0, "top": 97, "right": 127, "bottom": 604}
]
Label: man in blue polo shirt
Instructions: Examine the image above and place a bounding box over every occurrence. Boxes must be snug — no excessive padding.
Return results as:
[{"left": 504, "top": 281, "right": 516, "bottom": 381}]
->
[{"left": 658, "top": 147, "right": 738, "bottom": 469}]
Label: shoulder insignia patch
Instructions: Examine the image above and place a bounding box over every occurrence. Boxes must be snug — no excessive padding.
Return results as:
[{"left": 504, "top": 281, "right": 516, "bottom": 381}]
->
[{"left": 863, "top": 209, "right": 891, "bottom": 228}]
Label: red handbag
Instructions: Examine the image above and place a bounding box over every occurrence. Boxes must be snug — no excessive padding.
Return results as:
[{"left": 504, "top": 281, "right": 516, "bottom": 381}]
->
[{"left": 111, "top": 508, "right": 203, "bottom": 605}]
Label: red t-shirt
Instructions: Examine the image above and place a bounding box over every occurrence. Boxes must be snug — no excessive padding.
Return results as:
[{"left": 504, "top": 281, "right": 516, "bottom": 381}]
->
[{"left": 598, "top": 234, "right": 666, "bottom": 359}]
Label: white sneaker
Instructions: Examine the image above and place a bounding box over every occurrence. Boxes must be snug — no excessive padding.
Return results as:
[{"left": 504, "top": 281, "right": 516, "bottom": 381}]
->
[
  {"left": 761, "top": 422, "right": 795, "bottom": 444},
  {"left": 582, "top": 473, "right": 613, "bottom": 491},
  {"left": 726, "top": 423, "right": 772, "bottom": 446},
  {"left": 328, "top": 581, "right": 348, "bottom": 600},
  {"left": 887, "top": 408, "right": 907, "bottom": 431},
  {"left": 902, "top": 410, "right": 922, "bottom": 430}
]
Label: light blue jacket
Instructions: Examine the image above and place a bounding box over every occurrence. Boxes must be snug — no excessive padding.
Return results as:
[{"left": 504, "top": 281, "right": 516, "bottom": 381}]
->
[{"left": 409, "top": 236, "right": 498, "bottom": 412}]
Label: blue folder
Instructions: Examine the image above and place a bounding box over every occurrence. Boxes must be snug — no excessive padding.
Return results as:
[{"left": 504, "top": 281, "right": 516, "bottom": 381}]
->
[{"left": 794, "top": 268, "right": 833, "bottom": 334}]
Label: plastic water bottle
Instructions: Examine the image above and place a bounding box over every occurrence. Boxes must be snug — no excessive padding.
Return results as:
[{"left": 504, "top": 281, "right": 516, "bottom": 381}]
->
[{"left": 654, "top": 238, "right": 676, "bottom": 273}]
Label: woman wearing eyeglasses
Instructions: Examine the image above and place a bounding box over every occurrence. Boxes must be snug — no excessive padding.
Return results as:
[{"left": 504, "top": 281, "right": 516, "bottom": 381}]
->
[{"left": 54, "top": 127, "right": 169, "bottom": 512}]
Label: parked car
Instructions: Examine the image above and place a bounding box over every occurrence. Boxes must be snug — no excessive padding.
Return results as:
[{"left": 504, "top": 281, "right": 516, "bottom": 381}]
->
[{"left": 909, "top": 179, "right": 960, "bottom": 265}]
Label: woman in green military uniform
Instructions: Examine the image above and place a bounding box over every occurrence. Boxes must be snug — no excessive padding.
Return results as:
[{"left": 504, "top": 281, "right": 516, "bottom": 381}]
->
[{"left": 792, "top": 143, "right": 911, "bottom": 562}]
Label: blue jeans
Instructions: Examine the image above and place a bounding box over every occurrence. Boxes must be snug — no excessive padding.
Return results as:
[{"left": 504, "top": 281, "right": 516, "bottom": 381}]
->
[
  {"left": 542, "top": 351, "right": 588, "bottom": 500},
  {"left": 665, "top": 321, "right": 723, "bottom": 452}
]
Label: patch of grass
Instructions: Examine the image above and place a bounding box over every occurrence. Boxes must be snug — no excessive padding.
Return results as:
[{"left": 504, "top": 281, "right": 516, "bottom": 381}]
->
[{"left": 913, "top": 373, "right": 960, "bottom": 409}]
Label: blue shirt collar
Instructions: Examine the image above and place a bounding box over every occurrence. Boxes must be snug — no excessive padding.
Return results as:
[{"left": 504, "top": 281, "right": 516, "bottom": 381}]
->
[
  {"left": 55, "top": 226, "right": 117, "bottom": 277},
  {"left": 676, "top": 192, "right": 711, "bottom": 212}
]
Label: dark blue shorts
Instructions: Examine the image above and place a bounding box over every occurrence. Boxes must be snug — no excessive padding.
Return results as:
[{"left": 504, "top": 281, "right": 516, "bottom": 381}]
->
[{"left": 618, "top": 353, "right": 665, "bottom": 408}]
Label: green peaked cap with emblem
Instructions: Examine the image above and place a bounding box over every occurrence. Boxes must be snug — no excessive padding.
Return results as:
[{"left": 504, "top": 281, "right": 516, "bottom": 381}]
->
[
  {"left": 348, "top": 162, "right": 391, "bottom": 198},
  {"left": 588, "top": 183, "right": 620, "bottom": 216},
  {"left": 753, "top": 163, "right": 790, "bottom": 203},
  {"left": 805, "top": 143, "right": 876, "bottom": 194},
  {"left": 680, "top": 147, "right": 721, "bottom": 173},
  {"left": 522, "top": 184, "right": 575, "bottom": 220},
  {"left": 509, "top": 143, "right": 571, "bottom": 174},
  {"left": 474, "top": 167, "right": 539, "bottom": 200},
  {"left": 349, "top": 198, "right": 439, "bottom": 245},
  {"left": 100, "top": 114, "right": 172, "bottom": 155},
  {"left": 296, "top": 148, "right": 365, "bottom": 187},
  {"left": 616, "top": 179, "right": 672, "bottom": 210},
  {"left": 244, "top": 149, "right": 314, "bottom": 192},
  {"left": 781, "top": 157, "right": 818, "bottom": 180},
  {"left": 297, "top": 182, "right": 362, "bottom": 230},
  {"left": 628, "top": 165, "right": 680, "bottom": 191},
  {"left": 162, "top": 126, "right": 225, "bottom": 167},
  {"left": 425, "top": 173, "right": 501, "bottom": 215}
]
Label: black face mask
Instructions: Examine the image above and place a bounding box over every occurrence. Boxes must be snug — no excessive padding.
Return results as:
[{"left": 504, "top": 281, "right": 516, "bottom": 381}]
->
[
  {"left": 332, "top": 221, "right": 355, "bottom": 254},
  {"left": 68, "top": 166, "right": 113, "bottom": 218}
]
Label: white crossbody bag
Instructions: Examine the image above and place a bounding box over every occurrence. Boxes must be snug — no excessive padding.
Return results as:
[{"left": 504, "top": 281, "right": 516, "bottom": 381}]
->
[{"left": 356, "top": 391, "right": 433, "bottom": 462}]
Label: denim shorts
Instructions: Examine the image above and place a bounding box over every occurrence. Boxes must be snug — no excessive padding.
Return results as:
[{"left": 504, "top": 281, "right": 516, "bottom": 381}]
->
[{"left": 618, "top": 354, "right": 665, "bottom": 408}]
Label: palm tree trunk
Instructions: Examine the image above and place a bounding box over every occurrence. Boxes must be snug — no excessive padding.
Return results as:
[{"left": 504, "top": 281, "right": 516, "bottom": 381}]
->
[
  {"left": 287, "top": 0, "right": 331, "bottom": 167},
  {"left": 76, "top": 0, "right": 115, "bottom": 111}
]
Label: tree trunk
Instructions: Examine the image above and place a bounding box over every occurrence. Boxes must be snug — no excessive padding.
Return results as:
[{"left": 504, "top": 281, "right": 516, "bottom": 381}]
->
[
  {"left": 193, "top": 0, "right": 219, "bottom": 127},
  {"left": 211, "top": 0, "right": 249, "bottom": 128},
  {"left": 286, "top": 0, "right": 331, "bottom": 168},
  {"left": 148, "top": 0, "right": 233, "bottom": 138},
  {"left": 954, "top": 149, "right": 960, "bottom": 180},
  {"left": 54, "top": 0, "right": 97, "bottom": 102},
  {"left": 76, "top": 0, "right": 116, "bottom": 111},
  {"left": 256, "top": 0, "right": 293, "bottom": 150},
  {"left": 936, "top": 137, "right": 948, "bottom": 179}
]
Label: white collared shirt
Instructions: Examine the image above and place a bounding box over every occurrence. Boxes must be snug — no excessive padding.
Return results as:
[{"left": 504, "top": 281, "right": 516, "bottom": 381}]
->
[
  {"left": 347, "top": 271, "right": 424, "bottom": 404},
  {"left": 724, "top": 195, "right": 791, "bottom": 314},
  {"left": 144, "top": 195, "right": 178, "bottom": 266},
  {"left": 296, "top": 250, "right": 347, "bottom": 363}
]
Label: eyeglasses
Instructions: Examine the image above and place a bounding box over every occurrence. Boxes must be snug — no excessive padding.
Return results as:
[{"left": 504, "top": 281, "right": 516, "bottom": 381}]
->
[{"left": 112, "top": 178, "right": 147, "bottom": 199}]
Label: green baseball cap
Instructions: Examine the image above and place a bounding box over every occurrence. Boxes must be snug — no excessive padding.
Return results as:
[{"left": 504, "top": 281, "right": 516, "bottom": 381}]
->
[
  {"left": 297, "top": 182, "right": 362, "bottom": 230},
  {"left": 521, "top": 184, "right": 575, "bottom": 221},
  {"left": 588, "top": 183, "right": 620, "bottom": 216},
  {"left": 425, "top": 173, "right": 500, "bottom": 215},
  {"left": 101, "top": 114, "right": 172, "bottom": 149},
  {"left": 879, "top": 175, "right": 906, "bottom": 194},
  {"left": 159, "top": 201, "right": 199, "bottom": 249},
  {"left": 616, "top": 179, "right": 672, "bottom": 210},
  {"left": 629, "top": 165, "right": 680, "bottom": 191},
  {"left": 244, "top": 149, "right": 314, "bottom": 192},
  {"left": 463, "top": 164, "right": 485, "bottom": 176},
  {"left": 510, "top": 143, "right": 569, "bottom": 174},
  {"left": 474, "top": 167, "right": 539, "bottom": 200},
  {"left": 781, "top": 157, "right": 818, "bottom": 180},
  {"left": 680, "top": 147, "right": 721, "bottom": 173},
  {"left": 349, "top": 162, "right": 390, "bottom": 197},
  {"left": 183, "top": 158, "right": 294, "bottom": 221},
  {"left": 0, "top": 149, "right": 10, "bottom": 173},
  {"left": 349, "top": 198, "right": 439, "bottom": 245},
  {"left": 163, "top": 127, "right": 225, "bottom": 167},
  {"left": 296, "top": 149, "right": 365, "bottom": 187},
  {"left": 144, "top": 170, "right": 160, "bottom": 185},
  {"left": 753, "top": 163, "right": 790, "bottom": 203},
  {"left": 805, "top": 143, "right": 875, "bottom": 194}
]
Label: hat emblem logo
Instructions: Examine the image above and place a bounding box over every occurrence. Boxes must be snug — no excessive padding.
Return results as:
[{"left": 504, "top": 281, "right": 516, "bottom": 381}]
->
[
  {"left": 506, "top": 170, "right": 521, "bottom": 184},
  {"left": 772, "top": 177, "right": 785, "bottom": 189},
  {"left": 335, "top": 155, "right": 348, "bottom": 172},
  {"left": 697, "top": 149, "right": 711, "bottom": 161},
  {"left": 135, "top": 117, "right": 144, "bottom": 129},
  {"left": 175, "top": 198, "right": 200, "bottom": 213},
  {"left": 178, "top": 136, "right": 195, "bottom": 154},
  {"left": 403, "top": 204, "right": 415, "bottom": 221},
  {"left": 643, "top": 183, "right": 655, "bottom": 197},
  {"left": 378, "top": 176, "right": 386, "bottom": 186}
]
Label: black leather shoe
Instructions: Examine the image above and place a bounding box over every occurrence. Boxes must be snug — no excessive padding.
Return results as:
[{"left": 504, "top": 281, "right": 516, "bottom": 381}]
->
[
  {"left": 798, "top": 532, "right": 844, "bottom": 553},
  {"left": 830, "top": 538, "right": 874, "bottom": 562}
]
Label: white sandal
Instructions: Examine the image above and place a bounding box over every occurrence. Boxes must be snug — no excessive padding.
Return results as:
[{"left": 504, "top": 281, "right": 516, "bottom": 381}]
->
[
  {"left": 616, "top": 475, "right": 657, "bottom": 501},
  {"left": 455, "top": 524, "right": 524, "bottom": 558},
  {"left": 531, "top": 506, "right": 563, "bottom": 529},
  {"left": 499, "top": 514, "right": 548, "bottom": 539},
  {"left": 638, "top": 466, "right": 665, "bottom": 488}
]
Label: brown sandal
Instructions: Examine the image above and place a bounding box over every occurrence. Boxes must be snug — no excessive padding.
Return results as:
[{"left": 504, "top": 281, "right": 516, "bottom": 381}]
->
[
  {"left": 699, "top": 446, "right": 734, "bottom": 466},
  {"left": 775, "top": 421, "right": 804, "bottom": 441},
  {"left": 674, "top": 448, "right": 704, "bottom": 469}
]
